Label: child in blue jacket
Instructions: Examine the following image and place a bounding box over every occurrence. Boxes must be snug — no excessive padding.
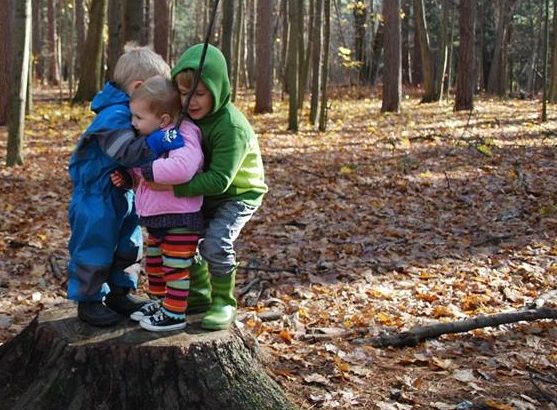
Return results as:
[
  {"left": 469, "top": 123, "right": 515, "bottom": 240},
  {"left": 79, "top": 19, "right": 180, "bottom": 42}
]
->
[{"left": 67, "top": 45, "right": 183, "bottom": 327}]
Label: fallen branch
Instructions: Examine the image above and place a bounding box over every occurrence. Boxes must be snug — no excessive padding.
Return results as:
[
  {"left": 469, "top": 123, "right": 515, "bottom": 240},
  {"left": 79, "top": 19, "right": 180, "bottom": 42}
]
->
[
  {"left": 368, "top": 307, "right": 557, "bottom": 348},
  {"left": 299, "top": 329, "right": 356, "bottom": 342}
]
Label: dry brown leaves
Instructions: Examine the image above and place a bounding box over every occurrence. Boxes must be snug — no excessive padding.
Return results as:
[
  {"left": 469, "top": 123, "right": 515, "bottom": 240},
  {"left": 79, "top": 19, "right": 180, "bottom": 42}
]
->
[{"left": 2, "top": 89, "right": 557, "bottom": 409}]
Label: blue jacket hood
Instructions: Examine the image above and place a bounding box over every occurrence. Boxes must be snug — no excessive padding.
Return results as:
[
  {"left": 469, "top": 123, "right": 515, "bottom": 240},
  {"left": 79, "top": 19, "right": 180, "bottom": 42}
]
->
[
  {"left": 86, "top": 82, "right": 131, "bottom": 135},
  {"left": 90, "top": 82, "right": 129, "bottom": 113}
]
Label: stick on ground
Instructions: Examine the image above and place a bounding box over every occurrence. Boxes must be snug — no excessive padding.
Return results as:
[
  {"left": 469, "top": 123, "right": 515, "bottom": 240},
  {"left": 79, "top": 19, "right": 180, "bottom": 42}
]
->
[{"left": 368, "top": 307, "right": 557, "bottom": 348}]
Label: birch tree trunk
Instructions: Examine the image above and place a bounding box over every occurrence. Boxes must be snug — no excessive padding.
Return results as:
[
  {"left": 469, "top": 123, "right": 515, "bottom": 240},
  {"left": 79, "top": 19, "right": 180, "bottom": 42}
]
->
[
  {"left": 318, "top": 0, "right": 330, "bottom": 132},
  {"left": 549, "top": 0, "right": 557, "bottom": 102},
  {"left": 232, "top": 0, "right": 244, "bottom": 102},
  {"left": 309, "top": 0, "right": 323, "bottom": 124},
  {"left": 7, "top": 0, "right": 31, "bottom": 166}
]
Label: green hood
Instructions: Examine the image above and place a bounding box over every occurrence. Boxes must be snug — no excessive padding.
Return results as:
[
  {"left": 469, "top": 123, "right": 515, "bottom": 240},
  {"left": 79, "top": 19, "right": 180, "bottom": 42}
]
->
[{"left": 172, "top": 44, "right": 230, "bottom": 116}]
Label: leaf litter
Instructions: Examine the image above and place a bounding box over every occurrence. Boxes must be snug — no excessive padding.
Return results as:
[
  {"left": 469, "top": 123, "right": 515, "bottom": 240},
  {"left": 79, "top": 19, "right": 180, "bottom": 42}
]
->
[{"left": 1, "top": 91, "right": 557, "bottom": 408}]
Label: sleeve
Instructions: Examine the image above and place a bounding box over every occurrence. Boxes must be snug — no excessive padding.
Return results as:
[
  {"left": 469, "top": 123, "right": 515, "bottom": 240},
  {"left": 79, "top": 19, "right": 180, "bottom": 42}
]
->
[
  {"left": 96, "top": 129, "right": 156, "bottom": 168},
  {"left": 141, "top": 123, "right": 204, "bottom": 185},
  {"left": 173, "top": 126, "right": 249, "bottom": 198}
]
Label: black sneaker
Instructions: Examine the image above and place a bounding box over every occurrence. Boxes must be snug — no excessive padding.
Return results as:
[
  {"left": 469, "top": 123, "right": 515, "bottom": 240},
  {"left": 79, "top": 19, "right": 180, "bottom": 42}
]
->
[
  {"left": 139, "top": 309, "right": 186, "bottom": 332},
  {"left": 130, "top": 300, "right": 161, "bottom": 322},
  {"left": 78, "top": 301, "right": 122, "bottom": 327},
  {"left": 105, "top": 291, "right": 150, "bottom": 316}
]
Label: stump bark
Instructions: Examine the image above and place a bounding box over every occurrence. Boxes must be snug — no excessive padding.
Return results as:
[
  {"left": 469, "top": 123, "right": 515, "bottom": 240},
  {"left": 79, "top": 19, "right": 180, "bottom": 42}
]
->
[{"left": 0, "top": 303, "right": 296, "bottom": 410}]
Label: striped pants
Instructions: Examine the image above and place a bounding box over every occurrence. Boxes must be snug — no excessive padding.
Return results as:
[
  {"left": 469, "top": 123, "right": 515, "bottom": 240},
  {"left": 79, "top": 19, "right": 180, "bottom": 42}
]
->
[{"left": 145, "top": 227, "right": 200, "bottom": 319}]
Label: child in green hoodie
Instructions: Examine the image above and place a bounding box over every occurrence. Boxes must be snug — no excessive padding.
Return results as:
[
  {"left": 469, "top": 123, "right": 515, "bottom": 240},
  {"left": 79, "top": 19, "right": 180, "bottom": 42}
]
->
[{"left": 149, "top": 44, "right": 268, "bottom": 330}]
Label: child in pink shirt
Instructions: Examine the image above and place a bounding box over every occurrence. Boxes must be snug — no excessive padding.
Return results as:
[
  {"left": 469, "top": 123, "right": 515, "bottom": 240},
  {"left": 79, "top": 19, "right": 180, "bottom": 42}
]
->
[{"left": 111, "top": 75, "right": 203, "bottom": 332}]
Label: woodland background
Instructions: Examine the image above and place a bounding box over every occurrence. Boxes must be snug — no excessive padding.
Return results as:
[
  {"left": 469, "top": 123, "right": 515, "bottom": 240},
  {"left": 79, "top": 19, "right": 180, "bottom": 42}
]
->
[{"left": 2, "top": 0, "right": 557, "bottom": 409}]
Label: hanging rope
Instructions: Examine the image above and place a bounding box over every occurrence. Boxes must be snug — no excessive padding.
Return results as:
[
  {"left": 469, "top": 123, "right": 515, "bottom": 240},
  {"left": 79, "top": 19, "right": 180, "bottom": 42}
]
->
[{"left": 175, "top": 0, "right": 220, "bottom": 130}]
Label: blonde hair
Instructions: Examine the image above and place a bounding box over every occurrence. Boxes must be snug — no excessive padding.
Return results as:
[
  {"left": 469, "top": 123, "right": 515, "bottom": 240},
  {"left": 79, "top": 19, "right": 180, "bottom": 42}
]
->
[
  {"left": 131, "top": 75, "right": 181, "bottom": 120},
  {"left": 113, "top": 44, "right": 171, "bottom": 91}
]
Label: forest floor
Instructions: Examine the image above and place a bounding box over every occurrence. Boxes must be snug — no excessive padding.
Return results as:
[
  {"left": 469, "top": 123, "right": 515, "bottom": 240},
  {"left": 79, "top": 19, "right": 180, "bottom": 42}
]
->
[{"left": 2, "top": 87, "right": 557, "bottom": 409}]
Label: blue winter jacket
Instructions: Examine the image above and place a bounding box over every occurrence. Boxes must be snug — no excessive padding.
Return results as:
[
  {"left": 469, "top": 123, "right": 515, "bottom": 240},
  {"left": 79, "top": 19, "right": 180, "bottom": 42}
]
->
[{"left": 67, "top": 82, "right": 155, "bottom": 302}]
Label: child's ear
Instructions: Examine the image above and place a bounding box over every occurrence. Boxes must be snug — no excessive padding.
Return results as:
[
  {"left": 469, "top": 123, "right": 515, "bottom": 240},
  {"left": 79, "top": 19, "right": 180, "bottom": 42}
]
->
[
  {"left": 159, "top": 113, "right": 172, "bottom": 128},
  {"left": 127, "top": 80, "right": 143, "bottom": 95}
]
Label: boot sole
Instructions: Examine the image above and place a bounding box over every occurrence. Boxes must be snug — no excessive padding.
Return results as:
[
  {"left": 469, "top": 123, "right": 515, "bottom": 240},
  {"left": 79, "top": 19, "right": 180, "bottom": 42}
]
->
[
  {"left": 139, "top": 321, "right": 186, "bottom": 332},
  {"left": 201, "top": 317, "right": 237, "bottom": 331}
]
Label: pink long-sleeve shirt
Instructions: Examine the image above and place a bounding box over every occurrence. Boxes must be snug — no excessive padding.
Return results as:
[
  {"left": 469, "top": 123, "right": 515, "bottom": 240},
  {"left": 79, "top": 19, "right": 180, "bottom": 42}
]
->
[{"left": 133, "top": 121, "right": 204, "bottom": 217}]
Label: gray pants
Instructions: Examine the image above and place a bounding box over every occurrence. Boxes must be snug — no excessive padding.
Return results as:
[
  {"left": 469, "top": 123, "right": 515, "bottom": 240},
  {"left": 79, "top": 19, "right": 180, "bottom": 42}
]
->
[{"left": 199, "top": 200, "right": 258, "bottom": 277}]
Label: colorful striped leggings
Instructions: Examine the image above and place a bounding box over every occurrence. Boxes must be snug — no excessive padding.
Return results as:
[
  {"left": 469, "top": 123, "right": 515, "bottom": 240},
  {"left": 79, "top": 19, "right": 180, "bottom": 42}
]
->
[{"left": 145, "top": 227, "right": 200, "bottom": 319}]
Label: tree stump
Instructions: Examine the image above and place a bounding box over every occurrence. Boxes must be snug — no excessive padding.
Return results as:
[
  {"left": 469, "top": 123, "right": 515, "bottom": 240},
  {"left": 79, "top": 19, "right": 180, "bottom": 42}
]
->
[{"left": 0, "top": 303, "right": 296, "bottom": 410}]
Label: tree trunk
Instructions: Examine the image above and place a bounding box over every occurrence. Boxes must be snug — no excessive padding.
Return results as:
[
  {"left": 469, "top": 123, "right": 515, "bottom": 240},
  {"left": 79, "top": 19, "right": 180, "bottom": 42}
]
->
[
  {"left": 75, "top": 0, "right": 85, "bottom": 80},
  {"left": 47, "top": 0, "right": 60, "bottom": 85},
  {"left": 0, "top": 304, "right": 296, "bottom": 410},
  {"left": 542, "top": 0, "right": 549, "bottom": 122},
  {"left": 245, "top": 0, "right": 256, "bottom": 89},
  {"left": 154, "top": 0, "right": 171, "bottom": 62},
  {"left": 297, "top": 0, "right": 307, "bottom": 109},
  {"left": 107, "top": 0, "right": 125, "bottom": 82},
  {"left": 7, "top": 0, "right": 31, "bottom": 167},
  {"left": 280, "top": 0, "right": 289, "bottom": 94},
  {"left": 221, "top": 0, "right": 235, "bottom": 79},
  {"left": 143, "top": 0, "right": 151, "bottom": 45},
  {"left": 549, "top": 0, "right": 557, "bottom": 102},
  {"left": 287, "top": 0, "right": 299, "bottom": 131},
  {"left": 32, "top": 0, "right": 43, "bottom": 84},
  {"left": 369, "top": 17, "right": 384, "bottom": 85},
  {"left": 353, "top": 1, "right": 367, "bottom": 84},
  {"left": 401, "top": 0, "right": 412, "bottom": 85},
  {"left": 436, "top": 0, "right": 451, "bottom": 101},
  {"left": 318, "top": 0, "right": 330, "bottom": 132},
  {"left": 381, "top": 0, "right": 401, "bottom": 113},
  {"left": 73, "top": 0, "right": 106, "bottom": 103},
  {"left": 486, "top": 0, "right": 518, "bottom": 96},
  {"left": 413, "top": 0, "right": 436, "bottom": 102},
  {"left": 232, "top": 0, "right": 244, "bottom": 102},
  {"left": 255, "top": 0, "right": 274, "bottom": 114},
  {"left": 445, "top": 5, "right": 456, "bottom": 99},
  {"left": 0, "top": 2, "right": 13, "bottom": 126},
  {"left": 454, "top": 0, "right": 476, "bottom": 111},
  {"left": 301, "top": 0, "right": 314, "bottom": 108},
  {"left": 125, "top": 0, "right": 145, "bottom": 45},
  {"left": 309, "top": 0, "right": 323, "bottom": 124}
]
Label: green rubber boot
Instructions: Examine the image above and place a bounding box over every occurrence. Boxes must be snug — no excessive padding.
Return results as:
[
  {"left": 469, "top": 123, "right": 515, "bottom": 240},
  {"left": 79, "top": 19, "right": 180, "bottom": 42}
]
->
[
  {"left": 186, "top": 259, "right": 212, "bottom": 314},
  {"left": 201, "top": 270, "right": 237, "bottom": 330}
]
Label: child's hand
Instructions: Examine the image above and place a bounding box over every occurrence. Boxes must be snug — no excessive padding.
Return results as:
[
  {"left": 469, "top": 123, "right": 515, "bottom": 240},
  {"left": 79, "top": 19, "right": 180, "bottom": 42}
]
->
[
  {"left": 146, "top": 128, "right": 185, "bottom": 157},
  {"left": 111, "top": 171, "right": 127, "bottom": 188}
]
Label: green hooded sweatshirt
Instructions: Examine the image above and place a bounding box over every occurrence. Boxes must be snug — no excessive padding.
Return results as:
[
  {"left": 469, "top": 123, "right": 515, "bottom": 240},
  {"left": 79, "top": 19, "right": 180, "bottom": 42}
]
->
[{"left": 171, "top": 44, "right": 268, "bottom": 212}]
